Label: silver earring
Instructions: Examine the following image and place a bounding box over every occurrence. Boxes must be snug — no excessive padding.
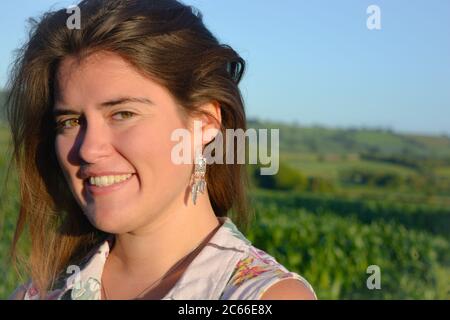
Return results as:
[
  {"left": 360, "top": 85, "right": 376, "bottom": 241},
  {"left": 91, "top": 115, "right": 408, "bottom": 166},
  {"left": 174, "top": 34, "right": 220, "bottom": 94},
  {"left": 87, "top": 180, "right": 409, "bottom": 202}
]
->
[{"left": 191, "top": 152, "right": 207, "bottom": 205}]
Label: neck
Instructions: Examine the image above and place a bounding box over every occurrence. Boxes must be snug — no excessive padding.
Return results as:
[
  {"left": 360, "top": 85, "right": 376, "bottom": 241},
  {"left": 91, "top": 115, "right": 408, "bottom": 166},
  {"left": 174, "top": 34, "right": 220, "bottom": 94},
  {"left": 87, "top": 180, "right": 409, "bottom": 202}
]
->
[{"left": 107, "top": 188, "right": 221, "bottom": 281}]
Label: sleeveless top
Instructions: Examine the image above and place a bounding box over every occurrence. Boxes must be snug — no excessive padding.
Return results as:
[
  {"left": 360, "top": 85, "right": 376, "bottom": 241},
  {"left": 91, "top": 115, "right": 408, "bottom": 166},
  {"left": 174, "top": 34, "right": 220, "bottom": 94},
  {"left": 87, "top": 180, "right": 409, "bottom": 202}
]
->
[{"left": 20, "top": 216, "right": 316, "bottom": 300}]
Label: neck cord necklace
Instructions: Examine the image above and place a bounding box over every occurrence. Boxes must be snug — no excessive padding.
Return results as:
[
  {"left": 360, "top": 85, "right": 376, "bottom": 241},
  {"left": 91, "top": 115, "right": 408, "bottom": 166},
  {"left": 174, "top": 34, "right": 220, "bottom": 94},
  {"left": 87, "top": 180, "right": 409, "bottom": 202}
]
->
[{"left": 102, "top": 223, "right": 221, "bottom": 300}]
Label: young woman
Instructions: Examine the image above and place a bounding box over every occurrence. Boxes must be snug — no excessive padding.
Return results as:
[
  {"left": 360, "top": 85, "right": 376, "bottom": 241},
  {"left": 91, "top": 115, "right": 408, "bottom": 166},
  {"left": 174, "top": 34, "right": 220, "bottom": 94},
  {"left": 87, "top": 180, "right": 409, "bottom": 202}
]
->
[{"left": 6, "top": 0, "right": 316, "bottom": 300}]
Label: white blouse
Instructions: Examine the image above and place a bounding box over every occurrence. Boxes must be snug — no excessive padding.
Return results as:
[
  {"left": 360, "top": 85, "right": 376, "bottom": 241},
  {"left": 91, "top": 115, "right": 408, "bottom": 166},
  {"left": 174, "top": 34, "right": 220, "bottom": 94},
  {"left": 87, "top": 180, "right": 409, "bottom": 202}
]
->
[{"left": 21, "top": 216, "right": 316, "bottom": 300}]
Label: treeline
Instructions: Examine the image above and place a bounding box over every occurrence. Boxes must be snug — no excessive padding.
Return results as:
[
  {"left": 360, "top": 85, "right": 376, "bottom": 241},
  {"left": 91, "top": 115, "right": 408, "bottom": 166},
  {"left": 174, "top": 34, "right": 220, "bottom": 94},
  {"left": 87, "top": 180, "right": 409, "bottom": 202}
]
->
[
  {"left": 249, "top": 162, "right": 336, "bottom": 193},
  {"left": 250, "top": 160, "right": 450, "bottom": 196},
  {"left": 339, "top": 168, "right": 450, "bottom": 195},
  {"left": 361, "top": 152, "right": 450, "bottom": 172}
]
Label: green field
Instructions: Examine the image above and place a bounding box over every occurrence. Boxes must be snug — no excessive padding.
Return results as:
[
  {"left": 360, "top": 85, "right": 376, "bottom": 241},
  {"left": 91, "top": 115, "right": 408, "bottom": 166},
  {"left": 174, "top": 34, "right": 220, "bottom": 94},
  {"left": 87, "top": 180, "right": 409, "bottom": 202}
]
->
[
  {"left": 246, "top": 190, "right": 449, "bottom": 299},
  {"left": 1, "top": 117, "right": 449, "bottom": 299}
]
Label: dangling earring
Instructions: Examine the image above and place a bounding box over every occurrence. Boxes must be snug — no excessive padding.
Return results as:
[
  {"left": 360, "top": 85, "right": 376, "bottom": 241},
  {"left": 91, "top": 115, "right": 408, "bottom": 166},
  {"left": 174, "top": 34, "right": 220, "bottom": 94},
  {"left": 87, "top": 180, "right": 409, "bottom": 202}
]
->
[{"left": 191, "top": 152, "right": 207, "bottom": 205}]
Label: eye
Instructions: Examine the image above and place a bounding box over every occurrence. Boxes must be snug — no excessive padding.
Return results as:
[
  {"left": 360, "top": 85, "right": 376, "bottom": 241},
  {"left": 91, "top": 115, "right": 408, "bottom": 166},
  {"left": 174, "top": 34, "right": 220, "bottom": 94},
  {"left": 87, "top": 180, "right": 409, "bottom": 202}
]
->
[
  {"left": 112, "top": 111, "right": 135, "bottom": 120},
  {"left": 56, "top": 118, "right": 80, "bottom": 131}
]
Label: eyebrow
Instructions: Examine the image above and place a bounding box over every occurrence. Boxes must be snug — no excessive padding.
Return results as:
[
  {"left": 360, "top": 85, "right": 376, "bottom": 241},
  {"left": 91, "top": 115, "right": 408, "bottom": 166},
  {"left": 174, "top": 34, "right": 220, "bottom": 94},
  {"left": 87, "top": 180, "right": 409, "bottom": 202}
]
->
[{"left": 53, "top": 96, "right": 154, "bottom": 117}]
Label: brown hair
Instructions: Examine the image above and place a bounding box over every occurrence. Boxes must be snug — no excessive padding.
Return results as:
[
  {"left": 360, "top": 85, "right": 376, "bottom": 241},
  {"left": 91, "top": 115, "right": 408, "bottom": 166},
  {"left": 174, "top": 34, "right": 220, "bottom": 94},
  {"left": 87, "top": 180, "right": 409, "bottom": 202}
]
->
[{"left": 5, "top": 0, "right": 252, "bottom": 297}]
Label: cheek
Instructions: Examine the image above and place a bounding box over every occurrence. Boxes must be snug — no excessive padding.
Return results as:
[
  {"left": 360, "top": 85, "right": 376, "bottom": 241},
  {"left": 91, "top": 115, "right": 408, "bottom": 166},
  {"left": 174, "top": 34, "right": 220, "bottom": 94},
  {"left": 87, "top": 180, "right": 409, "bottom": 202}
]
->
[
  {"left": 117, "top": 122, "right": 191, "bottom": 180},
  {"left": 54, "top": 137, "right": 81, "bottom": 197},
  {"left": 54, "top": 137, "right": 72, "bottom": 173}
]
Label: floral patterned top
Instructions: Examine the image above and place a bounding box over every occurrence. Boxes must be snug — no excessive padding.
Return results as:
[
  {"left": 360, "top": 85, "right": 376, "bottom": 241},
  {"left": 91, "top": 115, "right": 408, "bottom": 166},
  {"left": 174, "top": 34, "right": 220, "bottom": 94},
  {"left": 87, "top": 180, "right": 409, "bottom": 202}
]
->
[{"left": 18, "top": 216, "right": 316, "bottom": 300}]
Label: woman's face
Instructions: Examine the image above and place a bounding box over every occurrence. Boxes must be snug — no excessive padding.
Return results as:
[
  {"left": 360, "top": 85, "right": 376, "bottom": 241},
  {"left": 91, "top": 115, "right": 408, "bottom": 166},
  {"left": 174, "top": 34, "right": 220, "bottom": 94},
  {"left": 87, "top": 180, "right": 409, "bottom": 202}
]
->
[{"left": 54, "top": 51, "right": 196, "bottom": 234}]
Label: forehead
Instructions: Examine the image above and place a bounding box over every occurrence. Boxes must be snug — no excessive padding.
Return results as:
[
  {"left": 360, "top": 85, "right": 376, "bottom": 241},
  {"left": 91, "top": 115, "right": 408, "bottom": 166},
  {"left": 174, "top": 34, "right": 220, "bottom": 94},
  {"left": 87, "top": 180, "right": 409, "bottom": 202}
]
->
[{"left": 54, "top": 51, "right": 164, "bottom": 106}]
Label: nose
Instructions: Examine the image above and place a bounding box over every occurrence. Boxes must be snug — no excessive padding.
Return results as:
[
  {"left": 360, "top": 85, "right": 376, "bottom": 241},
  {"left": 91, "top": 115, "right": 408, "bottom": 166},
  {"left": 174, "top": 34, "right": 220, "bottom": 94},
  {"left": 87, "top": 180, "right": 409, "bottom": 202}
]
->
[{"left": 78, "top": 116, "right": 112, "bottom": 164}]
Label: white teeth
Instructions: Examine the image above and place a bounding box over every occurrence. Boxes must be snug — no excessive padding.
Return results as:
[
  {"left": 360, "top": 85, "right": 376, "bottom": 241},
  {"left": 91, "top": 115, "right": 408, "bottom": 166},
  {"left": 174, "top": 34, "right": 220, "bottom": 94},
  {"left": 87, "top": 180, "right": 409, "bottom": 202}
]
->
[{"left": 89, "top": 174, "right": 133, "bottom": 187}]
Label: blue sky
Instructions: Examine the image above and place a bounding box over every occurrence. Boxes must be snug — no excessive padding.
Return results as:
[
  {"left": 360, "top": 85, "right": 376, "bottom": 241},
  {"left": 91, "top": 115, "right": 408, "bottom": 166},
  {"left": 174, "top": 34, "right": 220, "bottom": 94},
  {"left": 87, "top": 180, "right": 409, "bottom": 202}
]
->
[{"left": 0, "top": 0, "right": 449, "bottom": 135}]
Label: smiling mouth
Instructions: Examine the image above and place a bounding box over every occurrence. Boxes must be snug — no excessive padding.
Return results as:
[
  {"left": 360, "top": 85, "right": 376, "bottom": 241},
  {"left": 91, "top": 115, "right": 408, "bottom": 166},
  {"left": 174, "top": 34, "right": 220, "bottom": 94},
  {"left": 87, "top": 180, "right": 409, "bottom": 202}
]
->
[{"left": 86, "top": 173, "right": 135, "bottom": 187}]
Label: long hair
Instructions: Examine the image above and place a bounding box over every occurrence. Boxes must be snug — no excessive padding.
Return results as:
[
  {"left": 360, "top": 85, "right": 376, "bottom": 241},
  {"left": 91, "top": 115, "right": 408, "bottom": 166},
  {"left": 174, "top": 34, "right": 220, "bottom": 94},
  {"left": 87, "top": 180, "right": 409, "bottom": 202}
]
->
[{"left": 5, "top": 0, "right": 251, "bottom": 297}]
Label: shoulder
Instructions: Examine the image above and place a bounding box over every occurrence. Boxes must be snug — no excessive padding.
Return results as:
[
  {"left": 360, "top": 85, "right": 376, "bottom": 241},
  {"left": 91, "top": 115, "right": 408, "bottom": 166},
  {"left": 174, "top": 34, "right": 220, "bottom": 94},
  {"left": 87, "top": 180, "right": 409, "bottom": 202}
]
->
[
  {"left": 8, "top": 280, "right": 33, "bottom": 300},
  {"left": 9, "top": 285, "right": 27, "bottom": 300},
  {"left": 220, "top": 245, "right": 317, "bottom": 300},
  {"left": 259, "top": 278, "right": 317, "bottom": 300},
  {"left": 9, "top": 279, "right": 51, "bottom": 300}
]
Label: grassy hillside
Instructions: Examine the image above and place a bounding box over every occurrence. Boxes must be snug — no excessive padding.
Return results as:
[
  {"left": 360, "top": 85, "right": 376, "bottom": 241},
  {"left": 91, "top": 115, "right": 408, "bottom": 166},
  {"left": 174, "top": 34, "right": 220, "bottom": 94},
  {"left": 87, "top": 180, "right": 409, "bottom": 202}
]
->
[
  {"left": 248, "top": 118, "right": 450, "bottom": 159},
  {"left": 248, "top": 119, "right": 450, "bottom": 208}
]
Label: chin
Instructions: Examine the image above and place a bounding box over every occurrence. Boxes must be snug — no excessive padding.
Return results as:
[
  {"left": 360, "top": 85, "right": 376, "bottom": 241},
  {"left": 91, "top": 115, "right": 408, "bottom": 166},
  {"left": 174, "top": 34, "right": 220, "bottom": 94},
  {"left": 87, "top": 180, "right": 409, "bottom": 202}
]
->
[{"left": 84, "top": 209, "right": 132, "bottom": 234}]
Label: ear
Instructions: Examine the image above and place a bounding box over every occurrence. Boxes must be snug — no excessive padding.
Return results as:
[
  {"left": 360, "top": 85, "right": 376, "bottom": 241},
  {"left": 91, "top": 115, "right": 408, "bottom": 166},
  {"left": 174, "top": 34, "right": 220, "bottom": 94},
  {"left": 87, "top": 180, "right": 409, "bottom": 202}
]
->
[{"left": 195, "top": 100, "right": 222, "bottom": 146}]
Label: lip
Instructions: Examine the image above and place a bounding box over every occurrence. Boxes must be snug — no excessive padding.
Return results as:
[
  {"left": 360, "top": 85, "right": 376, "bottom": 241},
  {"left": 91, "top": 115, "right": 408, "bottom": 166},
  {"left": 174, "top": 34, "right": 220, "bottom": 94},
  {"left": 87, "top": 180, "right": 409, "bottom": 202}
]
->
[{"left": 85, "top": 173, "right": 135, "bottom": 196}]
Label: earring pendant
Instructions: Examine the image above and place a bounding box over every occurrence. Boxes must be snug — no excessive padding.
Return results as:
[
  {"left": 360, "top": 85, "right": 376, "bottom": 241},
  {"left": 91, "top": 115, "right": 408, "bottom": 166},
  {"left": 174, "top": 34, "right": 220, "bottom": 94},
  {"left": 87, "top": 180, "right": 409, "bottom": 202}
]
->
[{"left": 192, "top": 154, "right": 207, "bottom": 205}]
